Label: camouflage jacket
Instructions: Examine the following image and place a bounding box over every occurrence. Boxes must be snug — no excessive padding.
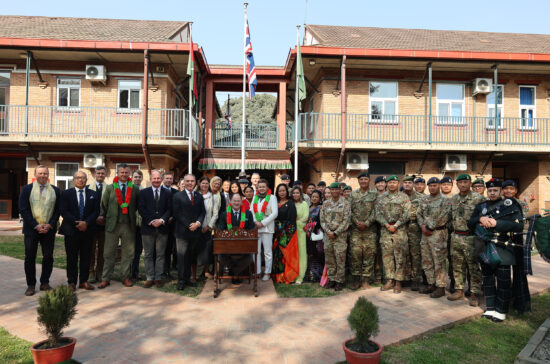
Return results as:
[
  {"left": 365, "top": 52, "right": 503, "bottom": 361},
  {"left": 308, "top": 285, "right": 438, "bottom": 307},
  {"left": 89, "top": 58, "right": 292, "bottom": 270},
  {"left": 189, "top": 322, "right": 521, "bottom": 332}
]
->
[
  {"left": 417, "top": 194, "right": 451, "bottom": 231},
  {"left": 320, "top": 196, "right": 351, "bottom": 236},
  {"left": 403, "top": 190, "right": 426, "bottom": 222},
  {"left": 349, "top": 189, "right": 378, "bottom": 230},
  {"left": 450, "top": 191, "right": 485, "bottom": 232},
  {"left": 375, "top": 191, "right": 411, "bottom": 228}
]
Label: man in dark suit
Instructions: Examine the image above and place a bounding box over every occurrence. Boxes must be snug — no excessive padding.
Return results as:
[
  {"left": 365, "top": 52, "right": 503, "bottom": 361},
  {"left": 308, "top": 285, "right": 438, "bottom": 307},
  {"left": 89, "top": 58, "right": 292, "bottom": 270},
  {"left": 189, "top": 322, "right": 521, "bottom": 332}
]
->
[
  {"left": 59, "top": 170, "right": 99, "bottom": 291},
  {"left": 173, "top": 174, "right": 205, "bottom": 290},
  {"left": 19, "top": 165, "right": 61, "bottom": 296},
  {"left": 138, "top": 170, "right": 172, "bottom": 288},
  {"left": 162, "top": 171, "right": 178, "bottom": 279},
  {"left": 96, "top": 163, "right": 140, "bottom": 289},
  {"left": 88, "top": 165, "right": 106, "bottom": 283}
]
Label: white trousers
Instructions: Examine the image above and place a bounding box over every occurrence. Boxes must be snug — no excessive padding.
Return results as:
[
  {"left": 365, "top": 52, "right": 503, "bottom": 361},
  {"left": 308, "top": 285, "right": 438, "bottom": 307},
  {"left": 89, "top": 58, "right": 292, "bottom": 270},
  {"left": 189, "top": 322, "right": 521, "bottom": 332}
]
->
[{"left": 256, "top": 233, "right": 273, "bottom": 274}]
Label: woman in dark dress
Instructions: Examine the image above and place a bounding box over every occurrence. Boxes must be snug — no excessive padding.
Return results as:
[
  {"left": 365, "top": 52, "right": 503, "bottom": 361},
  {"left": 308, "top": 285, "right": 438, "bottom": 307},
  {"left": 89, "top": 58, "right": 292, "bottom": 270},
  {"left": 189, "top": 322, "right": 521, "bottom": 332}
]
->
[
  {"left": 272, "top": 183, "right": 299, "bottom": 284},
  {"left": 305, "top": 190, "right": 324, "bottom": 282}
]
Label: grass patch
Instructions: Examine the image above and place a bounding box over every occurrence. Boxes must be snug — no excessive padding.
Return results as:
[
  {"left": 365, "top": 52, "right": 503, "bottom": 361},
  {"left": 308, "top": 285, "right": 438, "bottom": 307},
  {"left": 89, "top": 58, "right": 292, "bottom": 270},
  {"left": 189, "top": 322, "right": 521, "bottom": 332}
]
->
[
  {"left": 0, "top": 236, "right": 204, "bottom": 298},
  {"left": 0, "top": 327, "right": 79, "bottom": 364},
  {"left": 275, "top": 274, "right": 382, "bottom": 298}
]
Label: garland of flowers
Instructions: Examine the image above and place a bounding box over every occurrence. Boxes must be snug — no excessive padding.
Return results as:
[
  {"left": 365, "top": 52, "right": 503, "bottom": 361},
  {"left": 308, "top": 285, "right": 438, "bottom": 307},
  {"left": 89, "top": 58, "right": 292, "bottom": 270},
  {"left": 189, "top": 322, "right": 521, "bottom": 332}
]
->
[
  {"left": 253, "top": 189, "right": 272, "bottom": 222},
  {"left": 113, "top": 176, "right": 133, "bottom": 215},
  {"left": 226, "top": 204, "right": 246, "bottom": 230}
]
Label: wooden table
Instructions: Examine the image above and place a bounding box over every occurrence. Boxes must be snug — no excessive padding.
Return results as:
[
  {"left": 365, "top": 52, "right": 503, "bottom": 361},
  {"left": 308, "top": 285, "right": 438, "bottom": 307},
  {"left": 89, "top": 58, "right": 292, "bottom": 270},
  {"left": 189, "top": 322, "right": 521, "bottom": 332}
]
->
[{"left": 213, "top": 228, "right": 258, "bottom": 298}]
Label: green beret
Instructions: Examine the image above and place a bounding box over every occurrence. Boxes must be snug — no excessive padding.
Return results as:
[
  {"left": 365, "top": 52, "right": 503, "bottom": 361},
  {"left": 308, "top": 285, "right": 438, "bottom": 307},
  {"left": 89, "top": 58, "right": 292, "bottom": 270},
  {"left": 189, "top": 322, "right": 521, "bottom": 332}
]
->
[
  {"left": 456, "top": 174, "right": 471, "bottom": 182},
  {"left": 472, "top": 178, "right": 485, "bottom": 185},
  {"left": 402, "top": 175, "right": 415, "bottom": 182},
  {"left": 358, "top": 171, "right": 370, "bottom": 179},
  {"left": 387, "top": 175, "right": 399, "bottom": 182},
  {"left": 343, "top": 186, "right": 352, "bottom": 191},
  {"left": 329, "top": 182, "right": 341, "bottom": 189}
]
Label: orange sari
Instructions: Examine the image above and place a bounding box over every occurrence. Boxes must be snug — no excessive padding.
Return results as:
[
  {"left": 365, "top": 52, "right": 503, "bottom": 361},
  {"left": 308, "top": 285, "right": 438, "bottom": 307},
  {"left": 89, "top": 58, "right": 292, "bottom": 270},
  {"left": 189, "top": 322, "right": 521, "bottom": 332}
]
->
[{"left": 272, "top": 200, "right": 299, "bottom": 284}]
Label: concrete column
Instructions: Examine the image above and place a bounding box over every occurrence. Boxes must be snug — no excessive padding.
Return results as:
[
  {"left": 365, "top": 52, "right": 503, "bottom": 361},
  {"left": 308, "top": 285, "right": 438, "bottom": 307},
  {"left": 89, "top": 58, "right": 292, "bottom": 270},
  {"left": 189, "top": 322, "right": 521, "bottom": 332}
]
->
[
  {"left": 277, "top": 81, "right": 287, "bottom": 150},
  {"left": 205, "top": 79, "right": 214, "bottom": 149}
]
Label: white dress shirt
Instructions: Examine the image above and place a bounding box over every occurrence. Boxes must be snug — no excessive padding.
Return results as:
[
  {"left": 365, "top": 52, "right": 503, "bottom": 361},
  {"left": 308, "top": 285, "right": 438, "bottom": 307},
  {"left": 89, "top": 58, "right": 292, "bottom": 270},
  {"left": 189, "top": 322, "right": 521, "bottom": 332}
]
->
[{"left": 75, "top": 187, "right": 86, "bottom": 207}]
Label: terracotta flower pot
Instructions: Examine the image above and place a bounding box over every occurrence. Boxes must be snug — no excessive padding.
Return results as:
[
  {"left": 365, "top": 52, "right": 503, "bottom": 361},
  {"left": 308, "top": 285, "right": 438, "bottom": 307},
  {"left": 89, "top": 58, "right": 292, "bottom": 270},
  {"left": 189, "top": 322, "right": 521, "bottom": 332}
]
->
[
  {"left": 342, "top": 338, "right": 383, "bottom": 364},
  {"left": 30, "top": 337, "right": 76, "bottom": 364}
]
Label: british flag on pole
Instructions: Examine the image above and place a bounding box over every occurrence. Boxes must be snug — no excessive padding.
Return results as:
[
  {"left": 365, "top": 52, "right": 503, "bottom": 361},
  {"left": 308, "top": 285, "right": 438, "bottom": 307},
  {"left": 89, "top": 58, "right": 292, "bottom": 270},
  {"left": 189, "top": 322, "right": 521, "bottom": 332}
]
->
[{"left": 245, "top": 14, "right": 257, "bottom": 99}]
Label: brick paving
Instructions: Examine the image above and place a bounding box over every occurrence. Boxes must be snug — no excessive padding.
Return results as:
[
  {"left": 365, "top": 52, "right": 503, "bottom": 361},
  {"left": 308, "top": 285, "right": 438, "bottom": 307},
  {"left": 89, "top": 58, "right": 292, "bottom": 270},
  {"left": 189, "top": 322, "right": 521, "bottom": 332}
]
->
[{"left": 1, "top": 254, "right": 549, "bottom": 364}]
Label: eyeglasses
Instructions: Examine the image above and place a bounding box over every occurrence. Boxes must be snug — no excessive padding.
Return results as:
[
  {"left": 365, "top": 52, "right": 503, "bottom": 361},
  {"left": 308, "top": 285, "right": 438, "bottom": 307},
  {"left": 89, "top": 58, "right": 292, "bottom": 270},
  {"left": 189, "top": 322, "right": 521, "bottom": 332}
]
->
[{"left": 74, "top": 176, "right": 87, "bottom": 180}]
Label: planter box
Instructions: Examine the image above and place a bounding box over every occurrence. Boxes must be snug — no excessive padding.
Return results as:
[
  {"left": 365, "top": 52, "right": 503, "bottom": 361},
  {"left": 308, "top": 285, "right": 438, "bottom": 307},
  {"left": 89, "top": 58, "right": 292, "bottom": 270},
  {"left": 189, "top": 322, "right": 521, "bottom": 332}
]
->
[{"left": 515, "top": 318, "right": 550, "bottom": 364}]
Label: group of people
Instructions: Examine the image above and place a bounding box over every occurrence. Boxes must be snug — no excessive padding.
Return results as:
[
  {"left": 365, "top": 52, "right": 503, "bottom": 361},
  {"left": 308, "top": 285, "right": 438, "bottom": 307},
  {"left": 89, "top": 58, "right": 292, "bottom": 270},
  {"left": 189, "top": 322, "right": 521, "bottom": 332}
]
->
[{"left": 20, "top": 165, "right": 531, "bottom": 322}]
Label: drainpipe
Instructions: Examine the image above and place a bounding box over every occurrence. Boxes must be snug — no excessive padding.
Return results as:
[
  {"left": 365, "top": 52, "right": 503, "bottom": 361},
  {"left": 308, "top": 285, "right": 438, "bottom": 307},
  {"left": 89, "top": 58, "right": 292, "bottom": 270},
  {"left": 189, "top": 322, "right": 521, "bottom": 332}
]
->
[
  {"left": 141, "top": 50, "right": 153, "bottom": 174},
  {"left": 335, "top": 55, "right": 346, "bottom": 181},
  {"left": 428, "top": 63, "right": 432, "bottom": 145},
  {"left": 24, "top": 50, "right": 30, "bottom": 136},
  {"left": 493, "top": 64, "right": 498, "bottom": 146}
]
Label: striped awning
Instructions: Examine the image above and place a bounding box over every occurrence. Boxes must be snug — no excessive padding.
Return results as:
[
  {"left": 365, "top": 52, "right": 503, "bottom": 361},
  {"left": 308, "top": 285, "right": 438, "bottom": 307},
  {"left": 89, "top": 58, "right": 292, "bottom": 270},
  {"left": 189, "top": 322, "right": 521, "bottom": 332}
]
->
[{"left": 198, "top": 157, "right": 292, "bottom": 170}]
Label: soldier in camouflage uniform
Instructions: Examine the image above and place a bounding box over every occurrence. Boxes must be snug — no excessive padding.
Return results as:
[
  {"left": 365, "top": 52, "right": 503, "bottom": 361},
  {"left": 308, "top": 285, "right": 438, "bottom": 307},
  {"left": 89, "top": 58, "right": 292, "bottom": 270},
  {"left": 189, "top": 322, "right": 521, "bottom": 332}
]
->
[
  {"left": 440, "top": 176, "right": 456, "bottom": 293},
  {"left": 375, "top": 175, "right": 411, "bottom": 294},
  {"left": 448, "top": 174, "right": 486, "bottom": 306},
  {"left": 402, "top": 175, "right": 426, "bottom": 291},
  {"left": 349, "top": 172, "right": 378, "bottom": 290},
  {"left": 414, "top": 177, "right": 426, "bottom": 194},
  {"left": 320, "top": 182, "right": 351, "bottom": 291},
  {"left": 373, "top": 176, "right": 387, "bottom": 284},
  {"left": 472, "top": 178, "right": 486, "bottom": 197},
  {"left": 417, "top": 177, "right": 452, "bottom": 298}
]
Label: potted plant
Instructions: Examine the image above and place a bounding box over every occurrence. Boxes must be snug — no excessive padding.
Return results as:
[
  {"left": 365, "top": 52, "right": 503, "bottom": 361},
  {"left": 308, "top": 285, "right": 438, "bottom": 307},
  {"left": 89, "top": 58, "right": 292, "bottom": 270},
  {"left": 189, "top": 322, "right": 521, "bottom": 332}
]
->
[
  {"left": 30, "top": 285, "right": 78, "bottom": 364},
  {"left": 343, "top": 296, "right": 383, "bottom": 364}
]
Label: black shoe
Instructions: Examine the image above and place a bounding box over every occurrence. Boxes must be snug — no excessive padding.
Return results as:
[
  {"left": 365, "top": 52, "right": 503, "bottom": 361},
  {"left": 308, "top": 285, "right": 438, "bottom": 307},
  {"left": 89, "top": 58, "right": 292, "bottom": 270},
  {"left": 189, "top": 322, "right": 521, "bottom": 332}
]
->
[
  {"left": 491, "top": 317, "right": 504, "bottom": 323},
  {"left": 25, "top": 286, "right": 35, "bottom": 296},
  {"left": 177, "top": 281, "right": 185, "bottom": 290}
]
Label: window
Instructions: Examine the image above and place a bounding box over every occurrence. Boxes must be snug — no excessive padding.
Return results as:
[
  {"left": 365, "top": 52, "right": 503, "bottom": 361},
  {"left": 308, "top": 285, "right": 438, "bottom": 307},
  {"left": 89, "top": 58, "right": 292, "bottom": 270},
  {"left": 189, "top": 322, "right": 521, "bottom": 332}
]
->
[
  {"left": 486, "top": 85, "right": 503, "bottom": 128},
  {"left": 368, "top": 161, "right": 405, "bottom": 175},
  {"left": 118, "top": 80, "right": 141, "bottom": 110},
  {"left": 369, "top": 81, "right": 398, "bottom": 123},
  {"left": 55, "top": 163, "right": 79, "bottom": 191},
  {"left": 519, "top": 86, "right": 536, "bottom": 129},
  {"left": 57, "top": 79, "right": 80, "bottom": 109},
  {"left": 436, "top": 84, "right": 464, "bottom": 124}
]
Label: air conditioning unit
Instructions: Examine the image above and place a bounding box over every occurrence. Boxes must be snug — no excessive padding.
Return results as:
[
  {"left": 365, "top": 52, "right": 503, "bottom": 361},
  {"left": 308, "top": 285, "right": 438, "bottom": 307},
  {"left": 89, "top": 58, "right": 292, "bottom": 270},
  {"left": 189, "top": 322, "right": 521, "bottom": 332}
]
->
[
  {"left": 445, "top": 154, "right": 467, "bottom": 171},
  {"left": 473, "top": 78, "right": 492, "bottom": 95},
  {"left": 346, "top": 152, "right": 369, "bottom": 170},
  {"left": 85, "top": 65, "right": 107, "bottom": 82},
  {"left": 83, "top": 153, "right": 104, "bottom": 168}
]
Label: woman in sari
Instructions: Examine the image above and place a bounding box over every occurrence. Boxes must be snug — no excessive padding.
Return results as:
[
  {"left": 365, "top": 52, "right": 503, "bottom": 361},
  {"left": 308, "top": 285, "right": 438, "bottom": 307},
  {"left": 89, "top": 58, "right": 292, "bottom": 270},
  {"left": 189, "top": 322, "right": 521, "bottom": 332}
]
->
[
  {"left": 242, "top": 185, "right": 254, "bottom": 211},
  {"left": 292, "top": 186, "right": 309, "bottom": 285},
  {"left": 272, "top": 183, "right": 299, "bottom": 284},
  {"left": 305, "top": 190, "right": 324, "bottom": 282}
]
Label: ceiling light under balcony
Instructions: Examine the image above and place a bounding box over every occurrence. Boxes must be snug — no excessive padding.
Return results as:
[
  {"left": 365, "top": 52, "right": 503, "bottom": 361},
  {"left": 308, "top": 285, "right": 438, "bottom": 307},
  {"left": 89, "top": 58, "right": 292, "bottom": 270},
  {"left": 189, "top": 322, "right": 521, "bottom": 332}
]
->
[
  {"left": 494, "top": 153, "right": 504, "bottom": 157},
  {"left": 309, "top": 59, "right": 316, "bottom": 66},
  {"left": 378, "top": 151, "right": 387, "bottom": 154}
]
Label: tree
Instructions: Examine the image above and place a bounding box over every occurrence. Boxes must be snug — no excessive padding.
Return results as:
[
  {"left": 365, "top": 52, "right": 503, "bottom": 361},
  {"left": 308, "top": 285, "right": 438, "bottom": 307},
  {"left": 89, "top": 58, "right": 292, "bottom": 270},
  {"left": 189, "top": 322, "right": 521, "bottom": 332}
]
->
[{"left": 216, "top": 94, "right": 277, "bottom": 125}]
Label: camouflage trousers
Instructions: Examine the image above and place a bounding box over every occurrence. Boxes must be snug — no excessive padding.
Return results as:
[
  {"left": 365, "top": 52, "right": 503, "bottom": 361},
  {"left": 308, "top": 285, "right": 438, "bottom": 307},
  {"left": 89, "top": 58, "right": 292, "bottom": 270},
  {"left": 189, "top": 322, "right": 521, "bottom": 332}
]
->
[
  {"left": 451, "top": 233, "right": 482, "bottom": 294},
  {"left": 349, "top": 227, "right": 378, "bottom": 277},
  {"left": 379, "top": 226, "right": 408, "bottom": 281},
  {"left": 404, "top": 222, "right": 422, "bottom": 282},
  {"left": 325, "top": 235, "right": 348, "bottom": 284},
  {"left": 420, "top": 230, "right": 448, "bottom": 287}
]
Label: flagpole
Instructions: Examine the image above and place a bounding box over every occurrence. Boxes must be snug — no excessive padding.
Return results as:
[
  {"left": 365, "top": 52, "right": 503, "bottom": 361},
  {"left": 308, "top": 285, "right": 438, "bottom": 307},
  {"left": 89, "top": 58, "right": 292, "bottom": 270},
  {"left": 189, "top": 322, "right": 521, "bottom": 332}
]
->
[
  {"left": 241, "top": 2, "right": 248, "bottom": 174},
  {"left": 188, "top": 23, "right": 193, "bottom": 175},
  {"left": 294, "top": 25, "right": 300, "bottom": 182}
]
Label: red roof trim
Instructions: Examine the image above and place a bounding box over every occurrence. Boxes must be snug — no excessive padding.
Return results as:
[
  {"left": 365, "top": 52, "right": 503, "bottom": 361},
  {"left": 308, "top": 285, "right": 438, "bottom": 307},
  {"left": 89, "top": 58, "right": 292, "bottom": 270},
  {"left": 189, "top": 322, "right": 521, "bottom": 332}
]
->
[{"left": 209, "top": 67, "right": 286, "bottom": 76}]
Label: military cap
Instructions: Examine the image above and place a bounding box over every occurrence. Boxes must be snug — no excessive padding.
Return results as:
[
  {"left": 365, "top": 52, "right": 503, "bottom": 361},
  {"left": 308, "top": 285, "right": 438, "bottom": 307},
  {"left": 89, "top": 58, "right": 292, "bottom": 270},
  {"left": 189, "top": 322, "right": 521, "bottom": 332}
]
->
[
  {"left": 358, "top": 171, "right": 370, "bottom": 179},
  {"left": 317, "top": 181, "right": 326, "bottom": 187},
  {"left": 292, "top": 180, "right": 303, "bottom": 187},
  {"left": 502, "top": 179, "right": 517, "bottom": 188},
  {"left": 329, "top": 182, "right": 341, "bottom": 189},
  {"left": 340, "top": 182, "right": 347, "bottom": 187},
  {"left": 456, "top": 174, "right": 471, "bottom": 182},
  {"left": 374, "top": 176, "right": 386, "bottom": 184},
  {"left": 472, "top": 178, "right": 485, "bottom": 186},
  {"left": 427, "top": 177, "right": 440, "bottom": 185},
  {"left": 238, "top": 178, "right": 249, "bottom": 184},
  {"left": 281, "top": 174, "right": 290, "bottom": 180},
  {"left": 386, "top": 175, "right": 399, "bottom": 182},
  {"left": 402, "top": 175, "right": 415, "bottom": 182},
  {"left": 485, "top": 178, "right": 502, "bottom": 188},
  {"left": 414, "top": 177, "right": 425, "bottom": 184},
  {"left": 440, "top": 176, "right": 453, "bottom": 184},
  {"left": 343, "top": 186, "right": 352, "bottom": 191}
]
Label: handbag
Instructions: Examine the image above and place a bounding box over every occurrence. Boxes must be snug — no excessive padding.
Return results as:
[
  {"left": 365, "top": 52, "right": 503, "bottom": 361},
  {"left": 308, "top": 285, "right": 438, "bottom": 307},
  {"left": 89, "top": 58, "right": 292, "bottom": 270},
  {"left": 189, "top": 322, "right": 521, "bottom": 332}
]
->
[
  {"left": 479, "top": 242, "right": 502, "bottom": 268},
  {"left": 311, "top": 230, "right": 324, "bottom": 241}
]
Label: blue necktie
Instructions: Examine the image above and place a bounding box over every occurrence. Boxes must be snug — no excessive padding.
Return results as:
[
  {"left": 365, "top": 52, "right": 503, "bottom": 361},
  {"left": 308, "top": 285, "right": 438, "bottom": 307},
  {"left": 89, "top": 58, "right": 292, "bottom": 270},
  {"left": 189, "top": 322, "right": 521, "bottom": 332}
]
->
[{"left": 78, "top": 190, "right": 85, "bottom": 220}]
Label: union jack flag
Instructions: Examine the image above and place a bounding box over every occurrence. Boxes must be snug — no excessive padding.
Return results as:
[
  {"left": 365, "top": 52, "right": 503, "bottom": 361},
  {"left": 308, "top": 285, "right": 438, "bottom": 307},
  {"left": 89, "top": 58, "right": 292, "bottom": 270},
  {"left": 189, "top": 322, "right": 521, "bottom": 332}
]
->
[{"left": 245, "top": 15, "right": 257, "bottom": 99}]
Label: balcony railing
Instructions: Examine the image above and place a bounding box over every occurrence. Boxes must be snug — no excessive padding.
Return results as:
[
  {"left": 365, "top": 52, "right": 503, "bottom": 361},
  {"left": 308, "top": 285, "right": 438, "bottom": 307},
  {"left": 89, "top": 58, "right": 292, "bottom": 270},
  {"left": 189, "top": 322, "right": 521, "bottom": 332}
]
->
[
  {"left": 0, "top": 105, "right": 199, "bottom": 145},
  {"left": 298, "top": 113, "right": 550, "bottom": 148},
  {"left": 213, "top": 122, "right": 278, "bottom": 149}
]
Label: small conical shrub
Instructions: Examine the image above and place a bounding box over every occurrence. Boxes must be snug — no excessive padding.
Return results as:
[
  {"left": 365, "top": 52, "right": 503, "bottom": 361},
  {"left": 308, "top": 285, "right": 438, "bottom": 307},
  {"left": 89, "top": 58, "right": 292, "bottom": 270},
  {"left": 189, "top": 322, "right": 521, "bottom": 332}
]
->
[
  {"left": 37, "top": 285, "right": 78, "bottom": 348},
  {"left": 347, "top": 296, "right": 379, "bottom": 346}
]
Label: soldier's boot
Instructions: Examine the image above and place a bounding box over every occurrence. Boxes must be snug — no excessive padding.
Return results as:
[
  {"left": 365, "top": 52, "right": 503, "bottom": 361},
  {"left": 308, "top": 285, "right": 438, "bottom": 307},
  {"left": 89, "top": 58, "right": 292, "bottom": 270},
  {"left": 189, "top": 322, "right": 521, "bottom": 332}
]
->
[
  {"left": 419, "top": 284, "right": 435, "bottom": 294},
  {"left": 411, "top": 280, "right": 420, "bottom": 291},
  {"left": 351, "top": 276, "right": 362, "bottom": 290},
  {"left": 447, "top": 289, "right": 464, "bottom": 301},
  {"left": 362, "top": 277, "right": 372, "bottom": 289},
  {"left": 468, "top": 294, "right": 480, "bottom": 307},
  {"left": 334, "top": 282, "right": 344, "bottom": 291},
  {"left": 430, "top": 287, "right": 446, "bottom": 298},
  {"left": 381, "top": 279, "right": 394, "bottom": 291},
  {"left": 449, "top": 277, "right": 456, "bottom": 294},
  {"left": 393, "top": 280, "right": 402, "bottom": 294}
]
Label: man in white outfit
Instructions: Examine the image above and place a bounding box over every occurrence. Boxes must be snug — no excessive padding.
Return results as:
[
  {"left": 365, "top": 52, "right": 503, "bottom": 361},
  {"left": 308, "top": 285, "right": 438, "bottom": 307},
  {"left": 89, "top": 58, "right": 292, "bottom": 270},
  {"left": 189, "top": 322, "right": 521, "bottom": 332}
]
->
[{"left": 251, "top": 179, "right": 278, "bottom": 281}]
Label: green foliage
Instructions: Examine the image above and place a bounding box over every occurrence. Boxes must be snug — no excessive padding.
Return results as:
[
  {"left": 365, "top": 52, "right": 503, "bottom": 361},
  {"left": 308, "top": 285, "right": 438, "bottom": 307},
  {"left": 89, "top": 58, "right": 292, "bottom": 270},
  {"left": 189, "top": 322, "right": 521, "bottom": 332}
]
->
[
  {"left": 347, "top": 297, "right": 379, "bottom": 345},
  {"left": 216, "top": 94, "right": 276, "bottom": 125},
  {"left": 37, "top": 286, "right": 78, "bottom": 348}
]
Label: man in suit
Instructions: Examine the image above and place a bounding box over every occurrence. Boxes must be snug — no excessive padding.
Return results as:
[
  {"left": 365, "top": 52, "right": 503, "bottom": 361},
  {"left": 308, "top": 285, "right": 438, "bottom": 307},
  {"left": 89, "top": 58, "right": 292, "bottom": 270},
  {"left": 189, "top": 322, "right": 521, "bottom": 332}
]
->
[
  {"left": 59, "top": 170, "right": 99, "bottom": 291},
  {"left": 162, "top": 171, "right": 179, "bottom": 279},
  {"left": 138, "top": 170, "right": 172, "bottom": 288},
  {"left": 173, "top": 174, "right": 205, "bottom": 290},
  {"left": 131, "top": 169, "right": 144, "bottom": 280},
  {"left": 88, "top": 166, "right": 106, "bottom": 283},
  {"left": 19, "top": 165, "right": 61, "bottom": 296},
  {"left": 97, "top": 163, "right": 140, "bottom": 289}
]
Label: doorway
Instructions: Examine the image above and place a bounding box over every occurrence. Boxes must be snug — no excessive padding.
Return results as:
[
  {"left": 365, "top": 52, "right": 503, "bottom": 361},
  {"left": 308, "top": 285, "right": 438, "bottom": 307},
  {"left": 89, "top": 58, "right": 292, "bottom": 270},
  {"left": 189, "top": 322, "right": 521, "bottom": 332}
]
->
[{"left": 0, "top": 158, "right": 27, "bottom": 219}]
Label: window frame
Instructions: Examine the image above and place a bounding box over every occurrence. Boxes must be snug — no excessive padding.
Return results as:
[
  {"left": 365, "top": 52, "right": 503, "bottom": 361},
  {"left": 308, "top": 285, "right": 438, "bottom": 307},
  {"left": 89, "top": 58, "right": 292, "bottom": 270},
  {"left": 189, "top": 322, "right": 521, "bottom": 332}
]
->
[
  {"left": 54, "top": 162, "right": 79, "bottom": 192},
  {"left": 519, "top": 85, "right": 536, "bottom": 130},
  {"left": 435, "top": 83, "right": 465, "bottom": 125},
  {"left": 56, "top": 78, "right": 81, "bottom": 110},
  {"left": 117, "top": 79, "right": 142, "bottom": 112},
  {"left": 368, "top": 81, "right": 398, "bottom": 124},
  {"left": 486, "top": 84, "right": 504, "bottom": 129}
]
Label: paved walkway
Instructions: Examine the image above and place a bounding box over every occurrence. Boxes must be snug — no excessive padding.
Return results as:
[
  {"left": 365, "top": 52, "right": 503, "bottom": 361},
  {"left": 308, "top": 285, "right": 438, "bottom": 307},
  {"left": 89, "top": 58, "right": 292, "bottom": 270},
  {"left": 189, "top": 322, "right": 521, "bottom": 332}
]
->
[{"left": 1, "top": 255, "right": 549, "bottom": 364}]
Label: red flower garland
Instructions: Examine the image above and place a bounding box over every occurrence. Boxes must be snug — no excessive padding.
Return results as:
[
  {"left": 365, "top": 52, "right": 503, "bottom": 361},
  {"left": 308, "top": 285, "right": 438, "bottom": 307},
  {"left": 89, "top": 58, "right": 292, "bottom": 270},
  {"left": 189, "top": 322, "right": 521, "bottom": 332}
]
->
[
  {"left": 226, "top": 204, "right": 246, "bottom": 230},
  {"left": 113, "top": 176, "right": 133, "bottom": 215},
  {"left": 253, "top": 189, "right": 272, "bottom": 222}
]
